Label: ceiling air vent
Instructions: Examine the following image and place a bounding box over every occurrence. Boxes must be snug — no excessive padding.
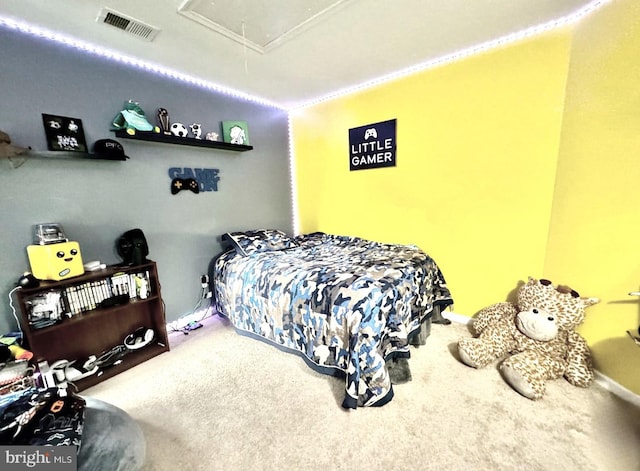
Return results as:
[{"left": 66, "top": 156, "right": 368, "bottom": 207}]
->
[{"left": 97, "top": 7, "right": 160, "bottom": 41}]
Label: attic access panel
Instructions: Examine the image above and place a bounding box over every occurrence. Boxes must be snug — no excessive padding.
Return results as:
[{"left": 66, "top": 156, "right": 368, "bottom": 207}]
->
[{"left": 178, "top": 0, "right": 353, "bottom": 53}]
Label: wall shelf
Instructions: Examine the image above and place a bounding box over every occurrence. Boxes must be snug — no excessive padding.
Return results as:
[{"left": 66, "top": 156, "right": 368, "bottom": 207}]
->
[
  {"left": 4, "top": 150, "right": 125, "bottom": 168},
  {"left": 4, "top": 129, "right": 253, "bottom": 169},
  {"left": 112, "top": 130, "right": 253, "bottom": 152},
  {"left": 29, "top": 151, "right": 126, "bottom": 161}
]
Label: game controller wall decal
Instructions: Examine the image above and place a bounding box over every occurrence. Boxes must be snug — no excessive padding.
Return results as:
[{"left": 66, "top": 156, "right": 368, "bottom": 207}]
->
[
  {"left": 171, "top": 177, "right": 199, "bottom": 194},
  {"left": 168, "top": 167, "right": 221, "bottom": 195}
]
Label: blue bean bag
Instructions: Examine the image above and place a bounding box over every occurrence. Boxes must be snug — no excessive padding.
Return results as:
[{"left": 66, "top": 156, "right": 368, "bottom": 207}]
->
[{"left": 78, "top": 397, "right": 145, "bottom": 471}]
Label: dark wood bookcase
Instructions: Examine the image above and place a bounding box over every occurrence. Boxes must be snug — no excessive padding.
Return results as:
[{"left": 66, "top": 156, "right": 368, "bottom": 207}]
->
[{"left": 14, "top": 261, "right": 170, "bottom": 391}]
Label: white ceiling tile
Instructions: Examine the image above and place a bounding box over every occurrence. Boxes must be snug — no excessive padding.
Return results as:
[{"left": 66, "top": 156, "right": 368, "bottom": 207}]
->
[{"left": 178, "top": 0, "right": 354, "bottom": 52}]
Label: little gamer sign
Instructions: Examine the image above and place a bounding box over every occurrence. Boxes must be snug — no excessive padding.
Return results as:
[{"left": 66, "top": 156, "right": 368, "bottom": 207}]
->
[{"left": 349, "top": 119, "right": 396, "bottom": 171}]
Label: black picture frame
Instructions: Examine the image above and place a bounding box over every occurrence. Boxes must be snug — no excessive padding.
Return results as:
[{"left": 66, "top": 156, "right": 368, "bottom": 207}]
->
[{"left": 42, "top": 113, "right": 88, "bottom": 152}]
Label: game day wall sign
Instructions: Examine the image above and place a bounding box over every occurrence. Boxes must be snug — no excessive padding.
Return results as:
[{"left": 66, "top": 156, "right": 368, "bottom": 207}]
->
[{"left": 349, "top": 119, "right": 396, "bottom": 171}]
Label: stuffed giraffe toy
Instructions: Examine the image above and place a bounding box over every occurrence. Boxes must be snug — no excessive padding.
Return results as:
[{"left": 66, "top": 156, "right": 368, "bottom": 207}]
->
[{"left": 457, "top": 277, "right": 599, "bottom": 399}]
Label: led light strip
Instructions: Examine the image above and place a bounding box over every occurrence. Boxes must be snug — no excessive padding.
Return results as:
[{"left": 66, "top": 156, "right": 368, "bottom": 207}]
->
[
  {"left": 287, "top": 0, "right": 610, "bottom": 231},
  {"left": 0, "top": 0, "right": 613, "bottom": 236},
  {"left": 290, "top": 0, "right": 612, "bottom": 110},
  {"left": 0, "top": 0, "right": 611, "bottom": 112},
  {"left": 0, "top": 15, "right": 285, "bottom": 110},
  {"left": 287, "top": 115, "right": 301, "bottom": 235}
]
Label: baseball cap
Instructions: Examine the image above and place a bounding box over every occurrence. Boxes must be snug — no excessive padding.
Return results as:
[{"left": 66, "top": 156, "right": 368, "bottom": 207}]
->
[{"left": 92, "top": 139, "right": 129, "bottom": 160}]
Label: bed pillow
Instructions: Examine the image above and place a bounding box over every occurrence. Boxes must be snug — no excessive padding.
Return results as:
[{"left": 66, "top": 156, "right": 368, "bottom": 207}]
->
[
  {"left": 295, "top": 232, "right": 327, "bottom": 246},
  {"left": 221, "top": 229, "right": 298, "bottom": 256}
]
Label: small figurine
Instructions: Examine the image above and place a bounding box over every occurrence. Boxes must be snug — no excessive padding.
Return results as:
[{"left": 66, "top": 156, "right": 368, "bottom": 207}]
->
[
  {"left": 135, "top": 275, "right": 149, "bottom": 299},
  {"left": 190, "top": 123, "right": 202, "bottom": 139},
  {"left": 157, "top": 108, "right": 171, "bottom": 135},
  {"left": 205, "top": 132, "right": 219, "bottom": 141}
]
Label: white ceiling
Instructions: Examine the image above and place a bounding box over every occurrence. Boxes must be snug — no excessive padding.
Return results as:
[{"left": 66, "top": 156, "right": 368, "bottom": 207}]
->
[{"left": 0, "top": 0, "right": 603, "bottom": 109}]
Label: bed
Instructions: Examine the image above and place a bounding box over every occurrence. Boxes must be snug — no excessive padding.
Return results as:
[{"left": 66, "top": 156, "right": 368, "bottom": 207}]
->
[{"left": 212, "top": 230, "right": 453, "bottom": 408}]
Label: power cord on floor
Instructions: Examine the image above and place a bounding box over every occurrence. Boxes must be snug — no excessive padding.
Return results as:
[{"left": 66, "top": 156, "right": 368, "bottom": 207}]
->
[{"left": 168, "top": 276, "right": 213, "bottom": 335}]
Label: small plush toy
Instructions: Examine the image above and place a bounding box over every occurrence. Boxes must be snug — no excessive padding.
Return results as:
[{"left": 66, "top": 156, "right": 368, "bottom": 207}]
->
[
  {"left": 457, "top": 277, "right": 599, "bottom": 399},
  {"left": 111, "top": 100, "right": 160, "bottom": 135}
]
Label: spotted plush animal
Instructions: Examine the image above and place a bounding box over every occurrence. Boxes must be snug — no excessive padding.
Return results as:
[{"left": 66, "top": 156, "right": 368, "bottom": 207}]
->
[{"left": 457, "top": 277, "right": 599, "bottom": 399}]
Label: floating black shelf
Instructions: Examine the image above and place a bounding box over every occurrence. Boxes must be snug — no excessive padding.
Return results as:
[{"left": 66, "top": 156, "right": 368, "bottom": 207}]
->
[
  {"left": 28, "top": 151, "right": 126, "bottom": 161},
  {"left": 4, "top": 151, "right": 126, "bottom": 168},
  {"left": 112, "top": 130, "right": 253, "bottom": 152}
]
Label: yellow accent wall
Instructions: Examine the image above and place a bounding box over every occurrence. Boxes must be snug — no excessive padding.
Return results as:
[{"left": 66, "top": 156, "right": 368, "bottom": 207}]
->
[
  {"left": 292, "top": 29, "right": 572, "bottom": 318},
  {"left": 291, "top": 1, "right": 640, "bottom": 395},
  {"left": 545, "top": 0, "right": 640, "bottom": 394}
]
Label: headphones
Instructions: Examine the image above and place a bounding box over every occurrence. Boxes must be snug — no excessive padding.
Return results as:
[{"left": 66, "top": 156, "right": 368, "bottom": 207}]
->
[{"left": 124, "top": 327, "right": 155, "bottom": 350}]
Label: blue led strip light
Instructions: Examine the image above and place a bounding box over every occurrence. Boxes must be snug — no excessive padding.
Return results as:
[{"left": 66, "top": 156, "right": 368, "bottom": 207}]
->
[
  {"left": 0, "top": 0, "right": 610, "bottom": 111},
  {"left": 287, "top": 115, "right": 300, "bottom": 235},
  {"left": 0, "top": 0, "right": 612, "bottom": 236},
  {"left": 0, "top": 15, "right": 285, "bottom": 110},
  {"left": 288, "top": 0, "right": 612, "bottom": 110}
]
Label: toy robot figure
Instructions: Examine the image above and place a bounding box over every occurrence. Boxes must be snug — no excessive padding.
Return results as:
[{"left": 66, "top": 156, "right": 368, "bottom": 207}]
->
[{"left": 190, "top": 123, "right": 202, "bottom": 139}]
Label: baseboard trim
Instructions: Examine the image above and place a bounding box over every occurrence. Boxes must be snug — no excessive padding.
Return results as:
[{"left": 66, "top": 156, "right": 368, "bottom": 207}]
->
[
  {"left": 442, "top": 311, "right": 471, "bottom": 325},
  {"left": 594, "top": 371, "right": 640, "bottom": 408},
  {"left": 444, "top": 311, "right": 640, "bottom": 407}
]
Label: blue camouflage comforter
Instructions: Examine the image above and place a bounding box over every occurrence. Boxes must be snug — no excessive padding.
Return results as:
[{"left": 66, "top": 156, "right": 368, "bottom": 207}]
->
[{"left": 213, "top": 233, "right": 452, "bottom": 408}]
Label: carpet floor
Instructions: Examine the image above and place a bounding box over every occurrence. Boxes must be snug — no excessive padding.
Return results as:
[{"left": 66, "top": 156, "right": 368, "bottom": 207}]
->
[{"left": 84, "top": 315, "right": 640, "bottom": 471}]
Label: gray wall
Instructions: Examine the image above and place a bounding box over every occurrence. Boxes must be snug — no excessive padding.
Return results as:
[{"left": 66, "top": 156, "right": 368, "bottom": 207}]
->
[{"left": 0, "top": 28, "right": 292, "bottom": 334}]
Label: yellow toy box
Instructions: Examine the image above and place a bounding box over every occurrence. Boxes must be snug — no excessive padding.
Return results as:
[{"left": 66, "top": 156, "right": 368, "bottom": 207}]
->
[{"left": 27, "top": 241, "right": 85, "bottom": 281}]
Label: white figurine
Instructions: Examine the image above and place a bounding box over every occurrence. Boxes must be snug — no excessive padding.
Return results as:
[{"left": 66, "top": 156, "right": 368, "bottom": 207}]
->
[
  {"left": 136, "top": 276, "right": 149, "bottom": 300},
  {"left": 190, "top": 123, "right": 202, "bottom": 139}
]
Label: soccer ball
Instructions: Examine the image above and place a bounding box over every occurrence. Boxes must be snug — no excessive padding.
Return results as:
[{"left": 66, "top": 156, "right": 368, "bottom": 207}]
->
[{"left": 170, "top": 122, "right": 188, "bottom": 138}]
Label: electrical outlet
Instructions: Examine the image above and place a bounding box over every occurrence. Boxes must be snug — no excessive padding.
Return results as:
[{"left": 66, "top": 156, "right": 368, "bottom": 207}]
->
[{"left": 200, "top": 274, "right": 209, "bottom": 288}]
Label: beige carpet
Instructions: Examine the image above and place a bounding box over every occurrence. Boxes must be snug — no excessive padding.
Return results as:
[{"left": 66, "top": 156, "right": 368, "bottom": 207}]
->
[{"left": 84, "top": 315, "right": 640, "bottom": 471}]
